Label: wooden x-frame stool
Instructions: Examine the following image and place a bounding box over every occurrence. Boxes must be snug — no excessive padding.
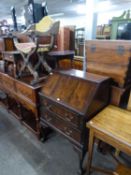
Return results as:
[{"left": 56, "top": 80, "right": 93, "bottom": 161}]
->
[{"left": 13, "top": 20, "right": 60, "bottom": 85}]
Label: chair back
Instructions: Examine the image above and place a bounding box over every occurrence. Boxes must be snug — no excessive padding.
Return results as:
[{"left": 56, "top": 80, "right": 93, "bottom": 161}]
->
[
  {"left": 50, "top": 21, "right": 60, "bottom": 36},
  {"left": 35, "top": 16, "right": 54, "bottom": 32}
]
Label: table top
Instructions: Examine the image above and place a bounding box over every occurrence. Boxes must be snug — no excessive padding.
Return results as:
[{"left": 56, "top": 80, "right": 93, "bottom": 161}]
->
[
  {"left": 87, "top": 105, "right": 131, "bottom": 152},
  {"left": 48, "top": 50, "right": 75, "bottom": 56}
]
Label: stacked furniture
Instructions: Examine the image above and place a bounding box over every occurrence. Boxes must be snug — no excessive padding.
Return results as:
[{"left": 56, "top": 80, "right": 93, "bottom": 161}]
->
[
  {"left": 0, "top": 36, "right": 131, "bottom": 175},
  {"left": 85, "top": 40, "right": 131, "bottom": 174},
  {"left": 85, "top": 40, "right": 131, "bottom": 108},
  {"left": 0, "top": 16, "right": 60, "bottom": 137}
]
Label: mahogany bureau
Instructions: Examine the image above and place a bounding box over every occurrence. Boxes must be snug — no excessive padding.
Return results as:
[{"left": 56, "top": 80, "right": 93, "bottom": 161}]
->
[{"left": 39, "top": 69, "right": 111, "bottom": 172}]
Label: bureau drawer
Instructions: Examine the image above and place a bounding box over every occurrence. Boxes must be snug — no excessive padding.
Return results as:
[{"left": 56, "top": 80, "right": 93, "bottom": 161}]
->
[
  {"left": 41, "top": 110, "right": 81, "bottom": 143},
  {"left": 40, "top": 98, "right": 82, "bottom": 128}
]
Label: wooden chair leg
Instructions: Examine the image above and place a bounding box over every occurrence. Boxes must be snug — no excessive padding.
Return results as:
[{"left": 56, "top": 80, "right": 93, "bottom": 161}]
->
[
  {"left": 115, "top": 149, "right": 120, "bottom": 157},
  {"left": 86, "top": 129, "right": 95, "bottom": 175}
]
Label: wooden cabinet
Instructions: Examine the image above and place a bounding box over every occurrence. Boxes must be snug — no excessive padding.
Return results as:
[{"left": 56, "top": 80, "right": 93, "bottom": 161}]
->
[
  {"left": 58, "top": 59, "right": 83, "bottom": 70},
  {"left": 39, "top": 69, "right": 111, "bottom": 149},
  {"left": 0, "top": 72, "right": 45, "bottom": 137}
]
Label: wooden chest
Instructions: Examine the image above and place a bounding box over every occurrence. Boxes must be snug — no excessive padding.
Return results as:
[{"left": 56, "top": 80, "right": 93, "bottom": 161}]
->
[
  {"left": 39, "top": 69, "right": 111, "bottom": 148},
  {"left": 85, "top": 40, "right": 131, "bottom": 107},
  {"left": 85, "top": 40, "right": 131, "bottom": 88}
]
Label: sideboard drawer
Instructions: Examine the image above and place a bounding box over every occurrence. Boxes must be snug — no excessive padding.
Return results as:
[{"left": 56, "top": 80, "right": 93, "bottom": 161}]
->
[
  {"left": 41, "top": 109, "right": 81, "bottom": 143},
  {"left": 3, "top": 75, "right": 15, "bottom": 92},
  {"left": 16, "top": 82, "right": 34, "bottom": 101}
]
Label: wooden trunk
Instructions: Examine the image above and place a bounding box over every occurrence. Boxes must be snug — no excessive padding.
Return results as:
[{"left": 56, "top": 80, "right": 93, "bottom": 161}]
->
[
  {"left": 39, "top": 69, "right": 111, "bottom": 148},
  {"left": 85, "top": 40, "right": 131, "bottom": 88},
  {"left": 85, "top": 40, "right": 131, "bottom": 108}
]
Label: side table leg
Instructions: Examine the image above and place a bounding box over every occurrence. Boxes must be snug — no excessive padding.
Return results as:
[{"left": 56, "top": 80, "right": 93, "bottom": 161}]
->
[{"left": 86, "top": 129, "right": 95, "bottom": 175}]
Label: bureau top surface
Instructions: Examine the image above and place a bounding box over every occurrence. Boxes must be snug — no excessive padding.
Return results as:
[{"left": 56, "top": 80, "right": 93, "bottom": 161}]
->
[
  {"left": 58, "top": 69, "right": 109, "bottom": 83},
  {"left": 40, "top": 70, "right": 110, "bottom": 114}
]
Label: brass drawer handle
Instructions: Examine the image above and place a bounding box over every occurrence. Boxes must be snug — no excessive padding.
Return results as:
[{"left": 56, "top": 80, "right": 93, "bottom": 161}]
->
[
  {"left": 44, "top": 114, "right": 52, "bottom": 122},
  {"left": 65, "top": 113, "right": 68, "bottom": 117},
  {"left": 66, "top": 115, "right": 74, "bottom": 122},
  {"left": 65, "top": 130, "right": 72, "bottom": 136},
  {"left": 43, "top": 101, "right": 48, "bottom": 106},
  {"left": 64, "top": 127, "right": 67, "bottom": 130},
  {"left": 66, "top": 117, "right": 71, "bottom": 122},
  {"left": 47, "top": 105, "right": 52, "bottom": 110}
]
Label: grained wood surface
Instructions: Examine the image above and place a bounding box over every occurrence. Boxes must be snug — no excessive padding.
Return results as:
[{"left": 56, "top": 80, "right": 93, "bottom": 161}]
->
[
  {"left": 40, "top": 70, "right": 110, "bottom": 113},
  {"left": 116, "top": 164, "right": 131, "bottom": 175},
  {"left": 85, "top": 40, "right": 131, "bottom": 88},
  {"left": 40, "top": 72, "right": 96, "bottom": 113},
  {"left": 87, "top": 105, "right": 131, "bottom": 155},
  {"left": 59, "top": 69, "right": 109, "bottom": 82},
  {"left": 127, "top": 91, "right": 131, "bottom": 111},
  {"left": 58, "top": 59, "right": 83, "bottom": 70},
  {"left": 0, "top": 72, "right": 46, "bottom": 137},
  {"left": 86, "top": 105, "right": 131, "bottom": 175},
  {"left": 39, "top": 69, "right": 110, "bottom": 147},
  {"left": 110, "top": 86, "right": 131, "bottom": 107}
]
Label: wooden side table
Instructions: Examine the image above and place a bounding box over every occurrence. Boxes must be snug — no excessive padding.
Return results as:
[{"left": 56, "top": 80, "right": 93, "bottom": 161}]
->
[
  {"left": 86, "top": 105, "right": 131, "bottom": 175},
  {"left": 48, "top": 50, "right": 74, "bottom": 68}
]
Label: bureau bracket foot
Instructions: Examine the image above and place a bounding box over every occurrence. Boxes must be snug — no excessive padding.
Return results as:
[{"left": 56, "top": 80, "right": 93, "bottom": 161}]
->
[{"left": 40, "top": 126, "right": 53, "bottom": 142}]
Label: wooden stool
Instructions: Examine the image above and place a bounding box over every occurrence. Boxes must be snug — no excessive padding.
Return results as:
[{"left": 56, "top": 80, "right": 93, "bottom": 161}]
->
[{"left": 86, "top": 105, "right": 131, "bottom": 175}]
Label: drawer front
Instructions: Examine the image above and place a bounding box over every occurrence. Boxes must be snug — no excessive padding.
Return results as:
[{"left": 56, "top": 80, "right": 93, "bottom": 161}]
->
[
  {"left": 17, "top": 96, "right": 36, "bottom": 114},
  {"left": 40, "top": 97, "right": 82, "bottom": 128},
  {"left": 16, "top": 83, "right": 34, "bottom": 102},
  {"left": 3, "top": 75, "right": 15, "bottom": 92},
  {"left": 41, "top": 109, "right": 81, "bottom": 143}
]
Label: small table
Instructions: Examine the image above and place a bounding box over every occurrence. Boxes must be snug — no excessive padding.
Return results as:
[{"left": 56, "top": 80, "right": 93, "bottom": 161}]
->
[
  {"left": 2, "top": 50, "right": 21, "bottom": 78},
  {"left": 48, "top": 50, "right": 75, "bottom": 68},
  {"left": 86, "top": 105, "right": 131, "bottom": 175}
]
